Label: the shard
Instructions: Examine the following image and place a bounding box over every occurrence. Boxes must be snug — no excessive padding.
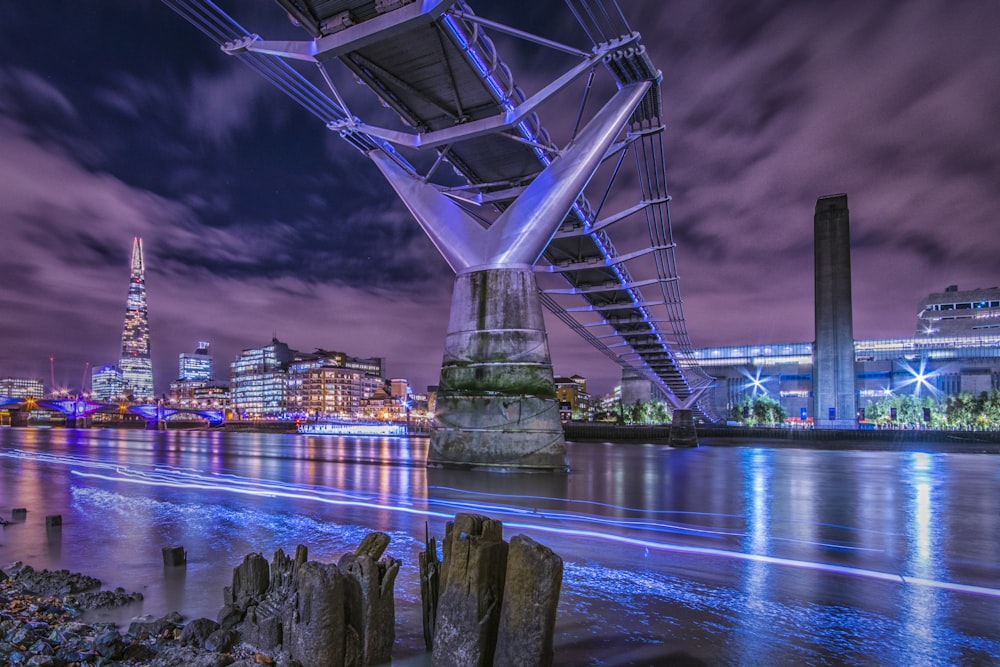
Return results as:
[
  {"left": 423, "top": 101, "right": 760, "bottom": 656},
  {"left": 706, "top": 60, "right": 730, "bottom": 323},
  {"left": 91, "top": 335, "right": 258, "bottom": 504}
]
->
[{"left": 119, "top": 237, "right": 154, "bottom": 400}]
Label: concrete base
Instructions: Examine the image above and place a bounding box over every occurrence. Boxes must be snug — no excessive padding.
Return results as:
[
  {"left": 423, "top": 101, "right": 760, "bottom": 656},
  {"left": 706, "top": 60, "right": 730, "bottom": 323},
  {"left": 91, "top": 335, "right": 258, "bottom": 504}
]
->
[
  {"left": 667, "top": 409, "right": 699, "bottom": 447},
  {"left": 429, "top": 268, "right": 568, "bottom": 472}
]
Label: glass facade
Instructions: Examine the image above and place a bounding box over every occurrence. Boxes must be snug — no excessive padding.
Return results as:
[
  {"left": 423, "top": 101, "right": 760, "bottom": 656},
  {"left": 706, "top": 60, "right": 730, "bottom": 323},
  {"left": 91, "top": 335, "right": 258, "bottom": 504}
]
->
[
  {"left": 118, "top": 237, "right": 154, "bottom": 399},
  {"left": 0, "top": 377, "right": 45, "bottom": 399},
  {"left": 687, "top": 334, "right": 1000, "bottom": 421},
  {"left": 179, "top": 341, "right": 213, "bottom": 382},
  {"left": 229, "top": 339, "right": 295, "bottom": 418},
  {"left": 91, "top": 365, "right": 126, "bottom": 402}
]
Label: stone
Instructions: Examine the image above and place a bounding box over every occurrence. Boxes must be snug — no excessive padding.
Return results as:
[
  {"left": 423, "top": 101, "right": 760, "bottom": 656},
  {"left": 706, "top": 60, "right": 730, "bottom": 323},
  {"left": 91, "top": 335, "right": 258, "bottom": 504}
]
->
[
  {"left": 180, "top": 617, "right": 221, "bottom": 648},
  {"left": 432, "top": 514, "right": 508, "bottom": 667},
  {"left": 205, "top": 628, "right": 238, "bottom": 653},
  {"left": 163, "top": 545, "right": 187, "bottom": 567},
  {"left": 668, "top": 408, "right": 699, "bottom": 447},
  {"left": 494, "top": 535, "right": 563, "bottom": 667},
  {"left": 428, "top": 268, "right": 568, "bottom": 471},
  {"left": 217, "top": 604, "right": 244, "bottom": 631},
  {"left": 128, "top": 613, "right": 181, "bottom": 640},
  {"left": 283, "top": 561, "right": 345, "bottom": 667},
  {"left": 94, "top": 628, "right": 125, "bottom": 659},
  {"left": 150, "top": 645, "right": 235, "bottom": 667}
]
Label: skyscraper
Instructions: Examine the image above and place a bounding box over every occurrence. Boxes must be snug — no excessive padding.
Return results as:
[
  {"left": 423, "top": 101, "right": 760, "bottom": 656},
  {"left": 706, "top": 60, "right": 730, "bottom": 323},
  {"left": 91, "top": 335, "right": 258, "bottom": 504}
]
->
[
  {"left": 119, "top": 237, "right": 154, "bottom": 399},
  {"left": 179, "top": 341, "right": 213, "bottom": 382},
  {"left": 813, "top": 194, "right": 857, "bottom": 427}
]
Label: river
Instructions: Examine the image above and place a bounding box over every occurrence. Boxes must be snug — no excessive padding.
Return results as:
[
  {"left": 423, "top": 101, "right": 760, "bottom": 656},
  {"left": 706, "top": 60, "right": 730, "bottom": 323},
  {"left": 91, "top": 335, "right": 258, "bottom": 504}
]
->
[{"left": 1, "top": 427, "right": 998, "bottom": 665}]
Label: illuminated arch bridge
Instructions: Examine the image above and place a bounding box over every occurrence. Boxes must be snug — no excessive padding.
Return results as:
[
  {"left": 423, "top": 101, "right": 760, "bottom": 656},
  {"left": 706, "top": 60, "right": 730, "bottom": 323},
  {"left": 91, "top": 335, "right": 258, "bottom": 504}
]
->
[
  {"left": 3, "top": 397, "right": 224, "bottom": 427},
  {"left": 162, "top": 0, "right": 717, "bottom": 466}
]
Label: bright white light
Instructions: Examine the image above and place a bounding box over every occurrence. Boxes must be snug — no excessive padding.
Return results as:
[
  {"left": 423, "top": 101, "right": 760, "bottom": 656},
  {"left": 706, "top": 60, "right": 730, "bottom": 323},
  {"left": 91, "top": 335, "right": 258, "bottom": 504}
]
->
[
  {"left": 895, "top": 358, "right": 940, "bottom": 398},
  {"left": 739, "top": 366, "right": 770, "bottom": 396}
]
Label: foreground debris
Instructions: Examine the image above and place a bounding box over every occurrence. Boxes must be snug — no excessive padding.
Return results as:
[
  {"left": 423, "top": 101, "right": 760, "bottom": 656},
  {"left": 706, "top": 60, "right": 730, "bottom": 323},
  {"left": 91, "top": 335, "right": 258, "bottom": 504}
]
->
[{"left": 3, "top": 514, "right": 563, "bottom": 666}]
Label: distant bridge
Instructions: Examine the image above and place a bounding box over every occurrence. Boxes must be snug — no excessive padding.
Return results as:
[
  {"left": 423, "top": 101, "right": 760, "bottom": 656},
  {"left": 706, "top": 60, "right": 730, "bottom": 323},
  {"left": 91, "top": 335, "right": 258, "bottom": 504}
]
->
[
  {"left": 163, "top": 0, "right": 719, "bottom": 463},
  {"left": 2, "top": 396, "right": 223, "bottom": 427}
]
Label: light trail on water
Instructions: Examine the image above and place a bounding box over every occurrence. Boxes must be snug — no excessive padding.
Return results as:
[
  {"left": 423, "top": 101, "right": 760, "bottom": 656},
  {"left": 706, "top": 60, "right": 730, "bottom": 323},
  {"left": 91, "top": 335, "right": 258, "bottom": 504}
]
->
[{"left": 5, "top": 448, "right": 1000, "bottom": 601}]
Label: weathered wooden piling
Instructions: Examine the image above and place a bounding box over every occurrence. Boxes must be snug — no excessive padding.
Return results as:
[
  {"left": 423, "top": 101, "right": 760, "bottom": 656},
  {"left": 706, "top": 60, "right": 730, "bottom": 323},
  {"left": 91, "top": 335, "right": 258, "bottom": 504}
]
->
[
  {"left": 162, "top": 545, "right": 187, "bottom": 567},
  {"left": 45, "top": 514, "right": 62, "bottom": 528},
  {"left": 495, "top": 535, "right": 563, "bottom": 667},
  {"left": 432, "top": 514, "right": 508, "bottom": 667}
]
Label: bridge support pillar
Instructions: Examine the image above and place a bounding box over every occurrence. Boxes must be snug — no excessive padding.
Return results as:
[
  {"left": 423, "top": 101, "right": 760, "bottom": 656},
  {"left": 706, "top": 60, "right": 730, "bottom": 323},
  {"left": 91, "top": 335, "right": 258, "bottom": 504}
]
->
[
  {"left": 430, "top": 268, "right": 567, "bottom": 471},
  {"left": 668, "top": 409, "right": 698, "bottom": 447}
]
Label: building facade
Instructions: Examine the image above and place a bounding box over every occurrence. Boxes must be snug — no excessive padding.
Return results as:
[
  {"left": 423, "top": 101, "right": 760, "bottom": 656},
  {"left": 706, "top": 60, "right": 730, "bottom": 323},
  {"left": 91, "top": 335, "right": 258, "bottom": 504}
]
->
[
  {"left": 91, "top": 365, "right": 126, "bottom": 402},
  {"left": 555, "top": 375, "right": 592, "bottom": 421},
  {"left": 118, "top": 237, "right": 154, "bottom": 399},
  {"left": 229, "top": 338, "right": 295, "bottom": 418},
  {"left": 0, "top": 376, "right": 45, "bottom": 399},
  {"left": 689, "top": 335, "right": 1000, "bottom": 423},
  {"left": 917, "top": 285, "right": 1000, "bottom": 337},
  {"left": 231, "top": 341, "right": 385, "bottom": 419},
  {"left": 179, "top": 341, "right": 213, "bottom": 382},
  {"left": 287, "top": 351, "right": 385, "bottom": 419}
]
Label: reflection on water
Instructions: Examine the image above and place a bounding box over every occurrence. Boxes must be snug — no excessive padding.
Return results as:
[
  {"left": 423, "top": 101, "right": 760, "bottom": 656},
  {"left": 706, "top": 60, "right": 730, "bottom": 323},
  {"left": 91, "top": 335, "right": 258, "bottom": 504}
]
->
[{"left": 2, "top": 428, "right": 1000, "bottom": 665}]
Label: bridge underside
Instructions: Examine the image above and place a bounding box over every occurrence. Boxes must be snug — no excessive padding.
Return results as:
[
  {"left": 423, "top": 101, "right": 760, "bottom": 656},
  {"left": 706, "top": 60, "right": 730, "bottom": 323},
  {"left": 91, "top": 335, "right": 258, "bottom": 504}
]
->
[{"left": 164, "top": 0, "right": 718, "bottom": 467}]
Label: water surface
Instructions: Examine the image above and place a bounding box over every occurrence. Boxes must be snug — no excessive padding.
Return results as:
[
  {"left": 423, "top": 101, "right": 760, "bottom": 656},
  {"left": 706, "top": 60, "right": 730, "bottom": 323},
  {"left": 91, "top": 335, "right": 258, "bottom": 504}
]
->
[{"left": 1, "top": 427, "right": 998, "bottom": 665}]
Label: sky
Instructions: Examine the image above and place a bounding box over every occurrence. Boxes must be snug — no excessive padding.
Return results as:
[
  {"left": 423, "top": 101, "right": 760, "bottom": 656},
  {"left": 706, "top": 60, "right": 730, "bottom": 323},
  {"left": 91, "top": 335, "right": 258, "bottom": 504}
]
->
[{"left": 0, "top": 1, "right": 998, "bottom": 397}]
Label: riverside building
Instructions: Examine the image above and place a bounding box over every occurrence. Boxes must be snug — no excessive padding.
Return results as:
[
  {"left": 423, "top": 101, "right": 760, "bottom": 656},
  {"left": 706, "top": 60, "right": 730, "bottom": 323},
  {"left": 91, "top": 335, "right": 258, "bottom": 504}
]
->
[
  {"left": 917, "top": 285, "right": 1000, "bottom": 337},
  {"left": 688, "top": 335, "right": 1000, "bottom": 422},
  {"left": 230, "top": 339, "right": 386, "bottom": 419},
  {"left": 90, "top": 365, "right": 126, "bottom": 402}
]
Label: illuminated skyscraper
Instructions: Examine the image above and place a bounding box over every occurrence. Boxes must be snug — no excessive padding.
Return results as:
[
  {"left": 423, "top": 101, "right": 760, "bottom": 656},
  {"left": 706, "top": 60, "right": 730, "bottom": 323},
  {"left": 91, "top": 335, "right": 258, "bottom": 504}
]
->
[{"left": 119, "top": 237, "right": 154, "bottom": 399}]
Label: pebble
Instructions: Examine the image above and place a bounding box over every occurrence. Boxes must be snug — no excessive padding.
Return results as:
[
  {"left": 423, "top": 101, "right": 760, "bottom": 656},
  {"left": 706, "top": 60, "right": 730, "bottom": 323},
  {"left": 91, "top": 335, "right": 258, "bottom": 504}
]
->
[{"left": 1, "top": 564, "right": 258, "bottom": 667}]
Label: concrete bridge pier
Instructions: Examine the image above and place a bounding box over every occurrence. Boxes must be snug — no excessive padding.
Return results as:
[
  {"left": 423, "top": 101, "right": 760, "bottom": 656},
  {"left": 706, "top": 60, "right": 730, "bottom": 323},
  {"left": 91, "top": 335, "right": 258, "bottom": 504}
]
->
[
  {"left": 430, "top": 268, "right": 566, "bottom": 471},
  {"left": 667, "top": 409, "right": 698, "bottom": 447},
  {"left": 371, "top": 81, "right": 651, "bottom": 472}
]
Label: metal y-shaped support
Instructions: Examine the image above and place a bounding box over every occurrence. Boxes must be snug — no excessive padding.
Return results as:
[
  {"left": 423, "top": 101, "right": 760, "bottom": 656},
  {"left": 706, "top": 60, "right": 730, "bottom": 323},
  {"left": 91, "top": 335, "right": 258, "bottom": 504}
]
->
[{"left": 368, "top": 82, "right": 650, "bottom": 470}]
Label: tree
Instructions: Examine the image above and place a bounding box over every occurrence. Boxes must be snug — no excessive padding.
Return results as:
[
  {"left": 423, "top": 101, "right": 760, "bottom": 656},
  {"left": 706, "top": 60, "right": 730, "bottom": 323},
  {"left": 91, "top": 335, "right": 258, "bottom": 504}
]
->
[
  {"left": 731, "top": 394, "right": 786, "bottom": 426},
  {"left": 623, "top": 400, "right": 672, "bottom": 425}
]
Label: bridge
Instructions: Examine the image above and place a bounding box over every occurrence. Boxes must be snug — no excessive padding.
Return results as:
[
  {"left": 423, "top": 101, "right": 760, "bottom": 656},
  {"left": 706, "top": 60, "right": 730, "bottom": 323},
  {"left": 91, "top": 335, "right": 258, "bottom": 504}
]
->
[
  {"left": 1, "top": 396, "right": 224, "bottom": 428},
  {"left": 162, "top": 0, "right": 717, "bottom": 468}
]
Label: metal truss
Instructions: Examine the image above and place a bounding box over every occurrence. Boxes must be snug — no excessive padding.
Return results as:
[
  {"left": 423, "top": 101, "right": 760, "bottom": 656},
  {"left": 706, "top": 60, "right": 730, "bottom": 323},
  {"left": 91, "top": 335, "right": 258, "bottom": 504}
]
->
[{"left": 161, "top": 0, "right": 719, "bottom": 420}]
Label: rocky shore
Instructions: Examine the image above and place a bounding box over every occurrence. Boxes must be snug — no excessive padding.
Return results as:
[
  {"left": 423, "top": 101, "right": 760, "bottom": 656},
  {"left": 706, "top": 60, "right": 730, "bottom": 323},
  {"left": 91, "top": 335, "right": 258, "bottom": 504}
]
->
[
  {"left": 1, "top": 561, "right": 310, "bottom": 666},
  {"left": 2, "top": 513, "right": 564, "bottom": 667}
]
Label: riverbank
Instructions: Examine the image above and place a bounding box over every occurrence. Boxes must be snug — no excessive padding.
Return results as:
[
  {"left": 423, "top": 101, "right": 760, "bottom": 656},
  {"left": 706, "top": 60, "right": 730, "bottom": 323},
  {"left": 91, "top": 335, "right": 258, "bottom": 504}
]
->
[
  {"left": 563, "top": 421, "right": 1000, "bottom": 452},
  {"left": 0, "top": 561, "right": 294, "bottom": 666}
]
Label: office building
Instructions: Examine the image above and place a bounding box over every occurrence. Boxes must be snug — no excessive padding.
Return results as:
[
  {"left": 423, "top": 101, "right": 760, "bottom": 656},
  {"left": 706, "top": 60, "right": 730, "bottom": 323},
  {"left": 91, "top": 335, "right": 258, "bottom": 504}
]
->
[
  {"left": 917, "top": 285, "right": 1000, "bottom": 337},
  {"left": 179, "top": 341, "right": 213, "bottom": 382},
  {"left": 813, "top": 194, "right": 857, "bottom": 427},
  {"left": 91, "top": 365, "right": 126, "bottom": 402},
  {"left": 0, "top": 376, "right": 45, "bottom": 399},
  {"left": 288, "top": 350, "right": 385, "bottom": 418},
  {"left": 230, "top": 338, "right": 296, "bottom": 418},
  {"left": 118, "top": 237, "right": 154, "bottom": 399}
]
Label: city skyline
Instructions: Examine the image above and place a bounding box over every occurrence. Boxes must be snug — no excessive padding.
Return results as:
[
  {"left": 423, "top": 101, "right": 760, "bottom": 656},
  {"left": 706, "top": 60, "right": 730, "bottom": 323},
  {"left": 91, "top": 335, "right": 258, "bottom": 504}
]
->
[{"left": 1, "top": 2, "right": 998, "bottom": 395}]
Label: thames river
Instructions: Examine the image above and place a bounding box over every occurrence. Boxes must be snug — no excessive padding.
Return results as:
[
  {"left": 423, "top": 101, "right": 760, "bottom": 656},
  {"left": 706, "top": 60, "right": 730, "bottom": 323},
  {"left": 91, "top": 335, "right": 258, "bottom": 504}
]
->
[{"left": 1, "top": 427, "right": 999, "bottom": 665}]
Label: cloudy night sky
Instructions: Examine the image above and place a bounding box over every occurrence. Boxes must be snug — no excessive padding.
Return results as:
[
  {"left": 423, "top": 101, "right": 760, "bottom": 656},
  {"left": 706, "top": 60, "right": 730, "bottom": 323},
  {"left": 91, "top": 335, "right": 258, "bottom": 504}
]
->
[{"left": 1, "top": 1, "right": 998, "bottom": 397}]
